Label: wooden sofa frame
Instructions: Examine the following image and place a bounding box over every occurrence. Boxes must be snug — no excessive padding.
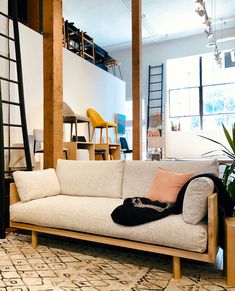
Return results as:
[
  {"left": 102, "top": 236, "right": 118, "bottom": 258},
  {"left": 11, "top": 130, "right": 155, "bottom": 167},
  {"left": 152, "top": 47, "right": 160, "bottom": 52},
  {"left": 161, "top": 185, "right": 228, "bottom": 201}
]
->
[{"left": 10, "top": 183, "right": 218, "bottom": 279}]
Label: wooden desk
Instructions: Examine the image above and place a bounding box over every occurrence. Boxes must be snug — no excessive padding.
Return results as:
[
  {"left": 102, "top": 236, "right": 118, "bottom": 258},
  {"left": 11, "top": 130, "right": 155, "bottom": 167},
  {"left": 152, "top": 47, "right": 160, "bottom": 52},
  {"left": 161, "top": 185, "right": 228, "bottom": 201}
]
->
[
  {"left": 95, "top": 143, "right": 120, "bottom": 160},
  {"left": 64, "top": 142, "right": 95, "bottom": 160}
]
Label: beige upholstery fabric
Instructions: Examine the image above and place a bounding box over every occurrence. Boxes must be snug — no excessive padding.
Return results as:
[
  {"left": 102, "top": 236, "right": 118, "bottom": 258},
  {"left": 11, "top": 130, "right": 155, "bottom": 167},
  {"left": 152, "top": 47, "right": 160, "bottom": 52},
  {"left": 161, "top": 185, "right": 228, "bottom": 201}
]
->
[
  {"left": 56, "top": 159, "right": 124, "bottom": 198},
  {"left": 183, "top": 177, "right": 214, "bottom": 224},
  {"left": 13, "top": 169, "right": 61, "bottom": 202},
  {"left": 121, "top": 160, "right": 219, "bottom": 199},
  {"left": 10, "top": 195, "right": 208, "bottom": 253}
]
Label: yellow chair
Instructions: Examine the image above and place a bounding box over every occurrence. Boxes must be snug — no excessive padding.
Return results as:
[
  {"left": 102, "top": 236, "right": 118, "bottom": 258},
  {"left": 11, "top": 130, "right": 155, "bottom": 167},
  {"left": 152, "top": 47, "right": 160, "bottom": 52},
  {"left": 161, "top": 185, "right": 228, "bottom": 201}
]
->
[{"left": 87, "top": 108, "right": 117, "bottom": 143}]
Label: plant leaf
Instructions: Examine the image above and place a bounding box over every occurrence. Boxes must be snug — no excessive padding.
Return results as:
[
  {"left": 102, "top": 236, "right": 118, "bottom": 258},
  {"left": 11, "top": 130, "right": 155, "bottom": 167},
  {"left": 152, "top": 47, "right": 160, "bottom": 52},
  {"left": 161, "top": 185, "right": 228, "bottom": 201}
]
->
[
  {"left": 223, "top": 163, "right": 235, "bottom": 177},
  {"left": 222, "top": 123, "right": 235, "bottom": 154},
  {"left": 202, "top": 150, "right": 221, "bottom": 156},
  {"left": 228, "top": 179, "right": 235, "bottom": 204},
  {"left": 223, "top": 164, "right": 231, "bottom": 186},
  {"left": 198, "top": 134, "right": 232, "bottom": 154},
  {"left": 221, "top": 150, "right": 235, "bottom": 161}
]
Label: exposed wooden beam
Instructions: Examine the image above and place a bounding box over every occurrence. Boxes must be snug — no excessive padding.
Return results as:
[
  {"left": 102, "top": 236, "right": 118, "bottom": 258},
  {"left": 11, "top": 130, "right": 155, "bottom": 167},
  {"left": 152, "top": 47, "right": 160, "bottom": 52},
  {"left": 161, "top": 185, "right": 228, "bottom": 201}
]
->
[
  {"left": 28, "top": 0, "right": 41, "bottom": 33},
  {"left": 43, "top": 0, "right": 63, "bottom": 168},
  {"left": 132, "top": 0, "right": 142, "bottom": 160}
]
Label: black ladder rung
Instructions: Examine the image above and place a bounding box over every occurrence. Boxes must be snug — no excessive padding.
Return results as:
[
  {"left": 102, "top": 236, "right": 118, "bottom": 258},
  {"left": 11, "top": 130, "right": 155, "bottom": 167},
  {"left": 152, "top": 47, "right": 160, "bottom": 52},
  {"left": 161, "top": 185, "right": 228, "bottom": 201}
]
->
[
  {"left": 150, "top": 73, "right": 162, "bottom": 77},
  {"left": 0, "top": 32, "right": 15, "bottom": 42},
  {"left": 0, "top": 77, "right": 19, "bottom": 84},
  {"left": 5, "top": 168, "right": 28, "bottom": 174},
  {"left": 4, "top": 147, "right": 25, "bottom": 150},
  {"left": 3, "top": 123, "right": 23, "bottom": 128},
  {"left": 150, "top": 90, "right": 162, "bottom": 92},
  {"left": 149, "top": 98, "right": 162, "bottom": 101},
  {"left": 1, "top": 100, "right": 20, "bottom": 106},
  {"left": 150, "top": 81, "right": 162, "bottom": 84},
  {"left": 150, "top": 65, "right": 162, "bottom": 68},
  {"left": 4, "top": 170, "right": 14, "bottom": 174},
  {"left": 0, "top": 11, "right": 13, "bottom": 20},
  {"left": 149, "top": 106, "right": 162, "bottom": 109},
  {"left": 0, "top": 54, "right": 17, "bottom": 63}
]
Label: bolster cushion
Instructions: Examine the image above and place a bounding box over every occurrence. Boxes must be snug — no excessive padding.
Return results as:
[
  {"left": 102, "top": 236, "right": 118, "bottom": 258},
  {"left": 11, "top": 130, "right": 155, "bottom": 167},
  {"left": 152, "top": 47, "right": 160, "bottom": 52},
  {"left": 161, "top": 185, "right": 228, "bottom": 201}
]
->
[
  {"left": 183, "top": 177, "right": 214, "bottom": 224},
  {"left": 13, "top": 168, "right": 61, "bottom": 202}
]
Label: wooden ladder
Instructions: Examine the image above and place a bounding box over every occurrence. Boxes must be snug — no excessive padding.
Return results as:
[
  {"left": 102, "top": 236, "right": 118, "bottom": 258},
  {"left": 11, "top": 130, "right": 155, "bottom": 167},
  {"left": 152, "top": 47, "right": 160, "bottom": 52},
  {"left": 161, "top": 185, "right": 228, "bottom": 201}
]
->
[{"left": 81, "top": 31, "right": 95, "bottom": 64}]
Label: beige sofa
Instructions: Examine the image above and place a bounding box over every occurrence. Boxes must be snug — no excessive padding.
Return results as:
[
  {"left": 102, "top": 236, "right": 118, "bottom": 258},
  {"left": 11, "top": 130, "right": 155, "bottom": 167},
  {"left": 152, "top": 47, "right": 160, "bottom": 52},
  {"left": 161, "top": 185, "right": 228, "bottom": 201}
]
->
[{"left": 10, "top": 159, "right": 219, "bottom": 279}]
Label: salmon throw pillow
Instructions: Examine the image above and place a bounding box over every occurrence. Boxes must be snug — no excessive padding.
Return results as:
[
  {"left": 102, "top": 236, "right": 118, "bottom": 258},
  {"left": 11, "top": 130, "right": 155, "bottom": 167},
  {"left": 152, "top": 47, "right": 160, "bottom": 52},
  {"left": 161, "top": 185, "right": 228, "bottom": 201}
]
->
[{"left": 146, "top": 168, "right": 192, "bottom": 203}]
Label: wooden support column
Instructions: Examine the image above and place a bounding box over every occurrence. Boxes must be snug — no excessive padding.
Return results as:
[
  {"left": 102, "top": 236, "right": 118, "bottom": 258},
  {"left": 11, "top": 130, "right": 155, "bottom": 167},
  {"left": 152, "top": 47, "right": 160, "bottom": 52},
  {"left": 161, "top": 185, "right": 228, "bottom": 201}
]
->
[
  {"left": 132, "top": 0, "right": 142, "bottom": 160},
  {"left": 43, "top": 0, "right": 63, "bottom": 169},
  {"left": 28, "top": 0, "right": 42, "bottom": 33}
]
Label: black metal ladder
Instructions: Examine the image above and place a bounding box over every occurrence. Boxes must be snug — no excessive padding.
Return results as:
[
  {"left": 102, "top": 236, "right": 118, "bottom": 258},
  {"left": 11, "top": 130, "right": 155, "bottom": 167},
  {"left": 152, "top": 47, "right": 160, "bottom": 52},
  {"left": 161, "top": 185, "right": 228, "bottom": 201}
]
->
[
  {"left": 146, "top": 64, "right": 164, "bottom": 149},
  {"left": 0, "top": 2, "right": 32, "bottom": 238}
]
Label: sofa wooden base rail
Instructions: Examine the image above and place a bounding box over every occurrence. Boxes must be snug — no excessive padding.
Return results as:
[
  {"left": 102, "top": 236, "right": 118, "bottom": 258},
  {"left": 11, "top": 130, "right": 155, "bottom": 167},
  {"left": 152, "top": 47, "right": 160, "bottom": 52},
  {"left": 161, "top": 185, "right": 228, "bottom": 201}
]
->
[{"left": 10, "top": 183, "right": 219, "bottom": 280}]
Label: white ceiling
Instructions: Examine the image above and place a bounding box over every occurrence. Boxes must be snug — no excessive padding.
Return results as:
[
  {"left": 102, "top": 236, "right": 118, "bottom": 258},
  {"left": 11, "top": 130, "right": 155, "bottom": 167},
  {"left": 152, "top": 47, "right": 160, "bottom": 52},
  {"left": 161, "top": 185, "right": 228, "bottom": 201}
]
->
[{"left": 63, "top": 0, "right": 235, "bottom": 50}]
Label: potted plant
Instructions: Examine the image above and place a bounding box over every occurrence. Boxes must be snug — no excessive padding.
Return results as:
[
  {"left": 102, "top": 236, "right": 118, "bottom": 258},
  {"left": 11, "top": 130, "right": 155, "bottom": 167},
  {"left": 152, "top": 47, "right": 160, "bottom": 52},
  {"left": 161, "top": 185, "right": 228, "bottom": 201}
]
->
[{"left": 199, "top": 123, "right": 235, "bottom": 203}]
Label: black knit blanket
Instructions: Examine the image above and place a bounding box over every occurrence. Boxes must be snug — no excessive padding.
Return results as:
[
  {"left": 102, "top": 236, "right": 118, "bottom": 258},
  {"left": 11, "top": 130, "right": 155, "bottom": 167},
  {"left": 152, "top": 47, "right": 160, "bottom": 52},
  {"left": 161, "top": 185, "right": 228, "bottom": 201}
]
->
[{"left": 111, "top": 173, "right": 234, "bottom": 249}]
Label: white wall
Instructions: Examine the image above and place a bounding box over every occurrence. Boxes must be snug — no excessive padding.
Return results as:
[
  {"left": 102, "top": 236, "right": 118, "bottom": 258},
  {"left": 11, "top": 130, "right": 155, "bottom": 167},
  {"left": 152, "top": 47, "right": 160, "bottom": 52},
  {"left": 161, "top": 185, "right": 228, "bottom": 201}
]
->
[
  {"left": 20, "top": 24, "right": 44, "bottom": 134},
  {"left": 111, "top": 29, "right": 235, "bottom": 158},
  {"left": 63, "top": 49, "right": 125, "bottom": 142},
  {"left": 18, "top": 24, "right": 125, "bottom": 143}
]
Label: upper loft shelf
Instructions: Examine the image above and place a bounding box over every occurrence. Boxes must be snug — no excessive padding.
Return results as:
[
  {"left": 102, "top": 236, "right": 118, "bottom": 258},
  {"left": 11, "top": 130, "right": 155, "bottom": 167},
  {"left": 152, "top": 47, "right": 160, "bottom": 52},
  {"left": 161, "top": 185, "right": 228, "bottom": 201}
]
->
[
  {"left": 63, "top": 20, "right": 118, "bottom": 73},
  {"left": 8, "top": 0, "right": 122, "bottom": 78}
]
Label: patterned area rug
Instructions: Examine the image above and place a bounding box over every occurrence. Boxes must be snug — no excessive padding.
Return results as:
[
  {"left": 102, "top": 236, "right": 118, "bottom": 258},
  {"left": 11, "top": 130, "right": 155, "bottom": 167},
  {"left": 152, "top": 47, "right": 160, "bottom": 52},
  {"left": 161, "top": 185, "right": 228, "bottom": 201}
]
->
[{"left": 0, "top": 233, "right": 233, "bottom": 291}]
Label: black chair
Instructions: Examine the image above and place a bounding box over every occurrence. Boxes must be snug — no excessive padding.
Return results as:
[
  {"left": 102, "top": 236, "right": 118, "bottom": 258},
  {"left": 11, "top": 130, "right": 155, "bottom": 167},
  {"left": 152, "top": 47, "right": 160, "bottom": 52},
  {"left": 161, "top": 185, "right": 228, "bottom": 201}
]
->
[{"left": 120, "top": 137, "right": 132, "bottom": 159}]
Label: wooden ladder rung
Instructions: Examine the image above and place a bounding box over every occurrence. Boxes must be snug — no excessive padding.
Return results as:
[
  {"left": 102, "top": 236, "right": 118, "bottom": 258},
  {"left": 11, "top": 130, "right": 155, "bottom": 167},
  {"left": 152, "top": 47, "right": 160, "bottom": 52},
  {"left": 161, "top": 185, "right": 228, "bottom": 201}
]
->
[
  {"left": 84, "top": 52, "right": 94, "bottom": 59},
  {"left": 83, "top": 37, "right": 93, "bottom": 45}
]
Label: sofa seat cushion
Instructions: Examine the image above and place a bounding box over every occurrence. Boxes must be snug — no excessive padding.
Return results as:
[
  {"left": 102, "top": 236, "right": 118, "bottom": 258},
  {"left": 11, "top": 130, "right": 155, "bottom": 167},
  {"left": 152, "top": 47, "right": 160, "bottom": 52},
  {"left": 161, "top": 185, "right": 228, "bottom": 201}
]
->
[
  {"left": 10, "top": 195, "right": 207, "bottom": 253},
  {"left": 56, "top": 159, "right": 124, "bottom": 198},
  {"left": 122, "top": 160, "right": 219, "bottom": 199}
]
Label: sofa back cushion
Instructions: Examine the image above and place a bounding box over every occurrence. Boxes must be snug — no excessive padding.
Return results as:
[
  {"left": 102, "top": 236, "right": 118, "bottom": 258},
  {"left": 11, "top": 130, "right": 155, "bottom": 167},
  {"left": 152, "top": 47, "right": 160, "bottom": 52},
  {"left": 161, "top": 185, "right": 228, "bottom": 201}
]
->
[
  {"left": 121, "top": 159, "right": 218, "bottom": 199},
  {"left": 13, "top": 168, "right": 61, "bottom": 202},
  {"left": 56, "top": 159, "right": 124, "bottom": 198}
]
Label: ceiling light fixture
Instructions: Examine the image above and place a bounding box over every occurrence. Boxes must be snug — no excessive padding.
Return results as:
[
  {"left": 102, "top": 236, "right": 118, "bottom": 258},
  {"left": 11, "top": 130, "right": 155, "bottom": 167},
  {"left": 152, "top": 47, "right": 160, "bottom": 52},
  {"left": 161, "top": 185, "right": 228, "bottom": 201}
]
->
[
  {"left": 206, "top": 41, "right": 216, "bottom": 48},
  {"left": 205, "top": 28, "right": 214, "bottom": 40},
  {"left": 195, "top": 0, "right": 222, "bottom": 66},
  {"left": 120, "top": 0, "right": 160, "bottom": 42}
]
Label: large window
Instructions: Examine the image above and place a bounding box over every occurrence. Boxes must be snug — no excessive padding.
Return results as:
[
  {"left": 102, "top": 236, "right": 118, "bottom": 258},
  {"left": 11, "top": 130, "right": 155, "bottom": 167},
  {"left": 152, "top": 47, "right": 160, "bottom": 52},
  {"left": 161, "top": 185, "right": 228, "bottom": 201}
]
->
[{"left": 167, "top": 53, "right": 235, "bottom": 130}]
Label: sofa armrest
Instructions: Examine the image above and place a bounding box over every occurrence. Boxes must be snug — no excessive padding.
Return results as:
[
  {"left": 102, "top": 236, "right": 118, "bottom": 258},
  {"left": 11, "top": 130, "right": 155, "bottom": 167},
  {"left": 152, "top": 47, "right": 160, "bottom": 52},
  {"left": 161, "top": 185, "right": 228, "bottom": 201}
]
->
[
  {"left": 208, "top": 193, "right": 218, "bottom": 262},
  {"left": 10, "top": 183, "right": 21, "bottom": 205}
]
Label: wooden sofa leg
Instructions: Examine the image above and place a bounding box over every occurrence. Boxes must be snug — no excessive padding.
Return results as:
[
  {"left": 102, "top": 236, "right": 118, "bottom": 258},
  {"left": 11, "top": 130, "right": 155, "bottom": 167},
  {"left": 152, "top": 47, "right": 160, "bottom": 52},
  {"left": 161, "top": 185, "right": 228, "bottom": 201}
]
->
[
  {"left": 173, "top": 256, "right": 181, "bottom": 279},
  {"left": 32, "top": 231, "right": 38, "bottom": 248}
]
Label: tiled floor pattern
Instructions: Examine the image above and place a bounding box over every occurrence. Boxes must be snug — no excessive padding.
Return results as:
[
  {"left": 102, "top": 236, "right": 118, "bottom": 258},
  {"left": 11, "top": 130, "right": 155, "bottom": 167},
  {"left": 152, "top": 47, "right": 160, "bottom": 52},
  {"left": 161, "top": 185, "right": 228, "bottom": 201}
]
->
[{"left": 0, "top": 233, "right": 234, "bottom": 291}]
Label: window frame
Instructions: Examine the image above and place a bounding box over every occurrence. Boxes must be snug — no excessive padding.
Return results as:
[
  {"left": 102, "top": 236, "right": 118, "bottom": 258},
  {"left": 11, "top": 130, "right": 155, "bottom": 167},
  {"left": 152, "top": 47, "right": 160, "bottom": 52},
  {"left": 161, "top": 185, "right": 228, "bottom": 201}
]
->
[{"left": 168, "top": 55, "right": 235, "bottom": 130}]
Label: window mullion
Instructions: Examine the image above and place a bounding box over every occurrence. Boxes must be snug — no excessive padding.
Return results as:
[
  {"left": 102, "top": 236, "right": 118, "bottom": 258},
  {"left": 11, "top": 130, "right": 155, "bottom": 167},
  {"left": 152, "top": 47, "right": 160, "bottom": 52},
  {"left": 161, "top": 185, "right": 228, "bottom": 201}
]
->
[{"left": 199, "top": 56, "right": 203, "bottom": 130}]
